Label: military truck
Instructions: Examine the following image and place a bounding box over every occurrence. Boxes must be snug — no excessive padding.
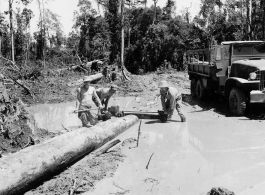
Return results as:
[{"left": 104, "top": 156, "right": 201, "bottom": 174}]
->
[{"left": 186, "top": 41, "right": 265, "bottom": 116}]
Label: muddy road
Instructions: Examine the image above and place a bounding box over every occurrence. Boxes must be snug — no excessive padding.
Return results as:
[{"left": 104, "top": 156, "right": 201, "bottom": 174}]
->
[
  {"left": 3, "top": 70, "right": 264, "bottom": 195},
  {"left": 74, "top": 93, "right": 265, "bottom": 195}
]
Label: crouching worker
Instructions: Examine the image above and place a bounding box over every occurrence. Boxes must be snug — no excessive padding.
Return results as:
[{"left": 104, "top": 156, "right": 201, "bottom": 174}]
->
[
  {"left": 93, "top": 84, "right": 119, "bottom": 111},
  {"left": 76, "top": 76, "right": 103, "bottom": 127},
  {"left": 156, "top": 80, "right": 186, "bottom": 122}
]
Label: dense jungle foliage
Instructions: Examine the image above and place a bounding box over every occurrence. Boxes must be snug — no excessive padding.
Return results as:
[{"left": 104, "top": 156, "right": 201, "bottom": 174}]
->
[{"left": 1, "top": 0, "right": 265, "bottom": 74}]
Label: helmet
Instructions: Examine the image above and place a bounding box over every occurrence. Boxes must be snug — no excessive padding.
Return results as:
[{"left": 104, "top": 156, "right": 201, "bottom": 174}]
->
[{"left": 158, "top": 80, "right": 169, "bottom": 88}]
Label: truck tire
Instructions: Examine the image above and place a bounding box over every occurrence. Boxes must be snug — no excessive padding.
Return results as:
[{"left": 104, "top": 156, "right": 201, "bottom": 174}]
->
[
  {"left": 190, "top": 79, "right": 197, "bottom": 97},
  {"left": 196, "top": 80, "right": 207, "bottom": 100},
  {"left": 229, "top": 88, "right": 246, "bottom": 116}
]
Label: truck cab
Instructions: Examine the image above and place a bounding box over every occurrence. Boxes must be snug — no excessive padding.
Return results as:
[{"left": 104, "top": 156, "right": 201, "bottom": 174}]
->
[{"left": 186, "top": 41, "right": 265, "bottom": 115}]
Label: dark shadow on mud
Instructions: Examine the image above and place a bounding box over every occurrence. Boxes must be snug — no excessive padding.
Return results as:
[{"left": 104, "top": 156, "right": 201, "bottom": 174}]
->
[
  {"left": 247, "top": 104, "right": 265, "bottom": 120},
  {"left": 145, "top": 120, "right": 164, "bottom": 124},
  {"left": 182, "top": 93, "right": 265, "bottom": 120},
  {"left": 144, "top": 119, "right": 181, "bottom": 124},
  {"left": 182, "top": 93, "right": 230, "bottom": 116}
]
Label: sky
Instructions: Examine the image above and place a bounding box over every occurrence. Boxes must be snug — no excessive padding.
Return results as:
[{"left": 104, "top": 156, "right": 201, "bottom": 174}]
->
[{"left": 0, "top": 0, "right": 201, "bottom": 35}]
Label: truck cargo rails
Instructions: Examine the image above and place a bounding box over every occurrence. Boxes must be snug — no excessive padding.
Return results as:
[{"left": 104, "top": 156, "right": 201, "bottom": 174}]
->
[{"left": 185, "top": 41, "right": 265, "bottom": 116}]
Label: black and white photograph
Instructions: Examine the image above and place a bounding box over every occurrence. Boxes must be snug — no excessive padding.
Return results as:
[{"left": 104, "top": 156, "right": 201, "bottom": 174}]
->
[{"left": 0, "top": 0, "right": 265, "bottom": 194}]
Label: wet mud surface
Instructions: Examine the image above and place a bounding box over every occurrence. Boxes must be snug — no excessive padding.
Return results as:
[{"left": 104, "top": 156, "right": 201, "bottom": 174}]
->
[
  {"left": 1, "top": 69, "right": 265, "bottom": 195},
  {"left": 81, "top": 93, "right": 265, "bottom": 195}
]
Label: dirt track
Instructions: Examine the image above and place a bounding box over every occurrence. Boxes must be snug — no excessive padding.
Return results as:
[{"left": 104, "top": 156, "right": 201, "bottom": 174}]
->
[
  {"left": 80, "top": 85, "right": 265, "bottom": 195},
  {"left": 2, "top": 69, "right": 265, "bottom": 195}
]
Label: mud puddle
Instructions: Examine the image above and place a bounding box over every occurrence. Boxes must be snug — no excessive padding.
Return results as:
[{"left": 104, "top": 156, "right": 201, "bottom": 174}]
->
[{"left": 26, "top": 96, "right": 155, "bottom": 135}]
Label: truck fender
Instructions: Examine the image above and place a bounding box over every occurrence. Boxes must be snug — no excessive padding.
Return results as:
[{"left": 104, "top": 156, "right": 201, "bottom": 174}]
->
[{"left": 224, "top": 77, "right": 248, "bottom": 98}]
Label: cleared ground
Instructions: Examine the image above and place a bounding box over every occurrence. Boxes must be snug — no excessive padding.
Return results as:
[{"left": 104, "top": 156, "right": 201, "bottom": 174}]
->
[
  {"left": 81, "top": 95, "right": 265, "bottom": 195},
  {"left": 3, "top": 70, "right": 265, "bottom": 195}
]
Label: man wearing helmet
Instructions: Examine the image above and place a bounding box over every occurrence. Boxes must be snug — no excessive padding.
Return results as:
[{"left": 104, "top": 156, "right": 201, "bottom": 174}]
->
[{"left": 156, "top": 80, "right": 186, "bottom": 122}]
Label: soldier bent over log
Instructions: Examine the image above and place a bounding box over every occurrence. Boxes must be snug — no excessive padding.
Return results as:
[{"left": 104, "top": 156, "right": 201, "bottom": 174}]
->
[{"left": 156, "top": 80, "right": 186, "bottom": 122}]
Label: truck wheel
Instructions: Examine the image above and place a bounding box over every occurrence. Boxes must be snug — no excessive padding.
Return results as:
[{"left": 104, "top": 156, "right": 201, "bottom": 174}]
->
[
  {"left": 229, "top": 88, "right": 246, "bottom": 116},
  {"left": 190, "top": 79, "right": 197, "bottom": 97},
  {"left": 196, "top": 80, "right": 207, "bottom": 100}
]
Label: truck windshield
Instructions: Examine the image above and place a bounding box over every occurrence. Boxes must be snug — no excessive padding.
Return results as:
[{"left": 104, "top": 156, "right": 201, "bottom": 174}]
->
[{"left": 233, "top": 43, "right": 265, "bottom": 56}]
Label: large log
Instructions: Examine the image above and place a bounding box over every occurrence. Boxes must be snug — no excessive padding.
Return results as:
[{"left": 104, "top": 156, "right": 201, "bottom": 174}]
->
[
  {"left": 89, "top": 72, "right": 103, "bottom": 84},
  {"left": 0, "top": 115, "right": 139, "bottom": 195},
  {"left": 85, "top": 60, "right": 104, "bottom": 67},
  {"left": 67, "top": 73, "right": 103, "bottom": 87}
]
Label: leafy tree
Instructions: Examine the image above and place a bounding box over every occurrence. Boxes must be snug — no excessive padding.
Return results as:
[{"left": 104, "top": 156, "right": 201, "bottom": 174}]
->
[
  {"left": 5, "top": 0, "right": 32, "bottom": 62},
  {"left": 44, "top": 9, "right": 63, "bottom": 48},
  {"left": 67, "top": 31, "right": 80, "bottom": 50},
  {"left": 152, "top": 0, "right": 159, "bottom": 24},
  {"left": 21, "top": 8, "right": 33, "bottom": 62},
  {"left": 73, "top": 0, "right": 97, "bottom": 59},
  {"left": 105, "top": 0, "right": 120, "bottom": 63},
  {"left": 162, "top": 0, "right": 175, "bottom": 20},
  {"left": 0, "top": 13, "right": 9, "bottom": 58}
]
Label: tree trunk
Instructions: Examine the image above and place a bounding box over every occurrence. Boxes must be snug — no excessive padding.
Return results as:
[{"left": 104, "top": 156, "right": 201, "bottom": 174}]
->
[
  {"left": 88, "top": 72, "right": 103, "bottom": 83},
  {"left": 9, "top": 0, "right": 15, "bottom": 62},
  {"left": 263, "top": 3, "right": 265, "bottom": 40},
  {"left": 153, "top": 1, "right": 157, "bottom": 24},
  {"left": 121, "top": 0, "right": 125, "bottom": 70},
  {"left": 37, "top": 0, "right": 43, "bottom": 60},
  {"left": 247, "top": 0, "right": 252, "bottom": 40},
  {"left": 0, "top": 115, "right": 139, "bottom": 195},
  {"left": 128, "top": 3, "right": 130, "bottom": 48},
  {"left": 26, "top": 36, "right": 29, "bottom": 63},
  {"left": 0, "top": 36, "right": 2, "bottom": 57},
  {"left": 241, "top": 0, "right": 243, "bottom": 38},
  {"left": 42, "top": 0, "right": 46, "bottom": 68},
  {"left": 25, "top": 24, "right": 30, "bottom": 65},
  {"left": 128, "top": 28, "right": 131, "bottom": 47}
]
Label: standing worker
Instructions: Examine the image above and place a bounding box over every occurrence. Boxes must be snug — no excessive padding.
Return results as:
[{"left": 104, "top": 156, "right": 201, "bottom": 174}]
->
[
  {"left": 76, "top": 76, "right": 103, "bottom": 127},
  {"left": 93, "top": 84, "right": 119, "bottom": 111},
  {"left": 156, "top": 80, "right": 186, "bottom": 122}
]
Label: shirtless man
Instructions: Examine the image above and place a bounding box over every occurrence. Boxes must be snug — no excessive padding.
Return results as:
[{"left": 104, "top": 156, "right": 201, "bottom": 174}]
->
[
  {"left": 76, "top": 76, "right": 103, "bottom": 127},
  {"left": 93, "top": 84, "right": 119, "bottom": 111}
]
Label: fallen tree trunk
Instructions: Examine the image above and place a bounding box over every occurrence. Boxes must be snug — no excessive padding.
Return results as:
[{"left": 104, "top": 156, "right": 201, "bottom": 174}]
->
[
  {"left": 12, "top": 79, "right": 35, "bottom": 99},
  {"left": 85, "top": 59, "right": 104, "bottom": 67},
  {"left": 67, "top": 73, "right": 103, "bottom": 86},
  {"left": 0, "top": 115, "right": 139, "bottom": 195},
  {"left": 90, "top": 73, "right": 103, "bottom": 84}
]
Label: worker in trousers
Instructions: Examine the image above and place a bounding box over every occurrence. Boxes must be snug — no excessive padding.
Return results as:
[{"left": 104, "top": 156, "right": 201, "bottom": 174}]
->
[
  {"left": 156, "top": 80, "right": 186, "bottom": 122},
  {"left": 76, "top": 76, "right": 103, "bottom": 127}
]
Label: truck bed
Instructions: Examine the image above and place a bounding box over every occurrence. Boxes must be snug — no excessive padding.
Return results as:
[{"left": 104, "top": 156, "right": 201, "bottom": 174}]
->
[{"left": 188, "top": 62, "right": 217, "bottom": 77}]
